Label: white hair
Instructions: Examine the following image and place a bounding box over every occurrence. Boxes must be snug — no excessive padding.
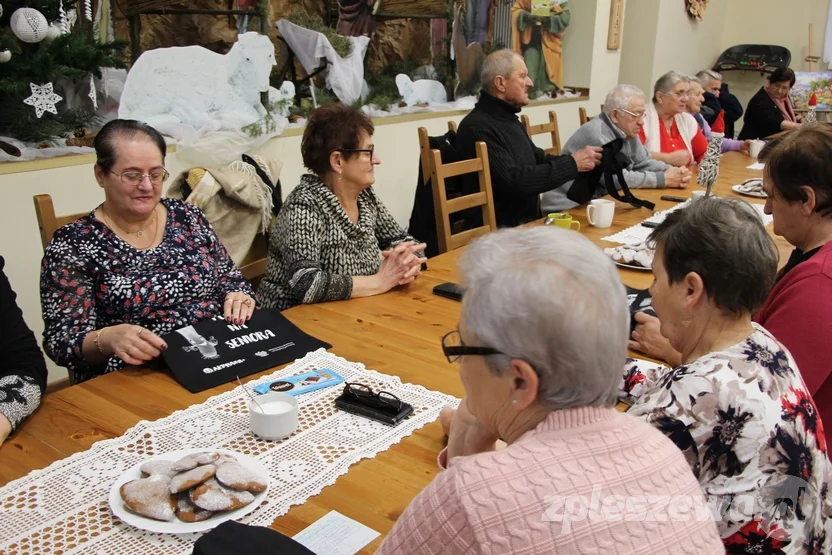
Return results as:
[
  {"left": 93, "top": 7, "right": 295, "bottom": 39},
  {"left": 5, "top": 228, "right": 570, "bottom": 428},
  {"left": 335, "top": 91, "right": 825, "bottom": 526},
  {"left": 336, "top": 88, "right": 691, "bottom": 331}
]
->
[
  {"left": 696, "top": 69, "right": 723, "bottom": 88},
  {"left": 459, "top": 227, "right": 630, "bottom": 410},
  {"left": 653, "top": 70, "right": 689, "bottom": 101},
  {"left": 603, "top": 84, "right": 646, "bottom": 114},
  {"left": 481, "top": 49, "right": 522, "bottom": 94}
]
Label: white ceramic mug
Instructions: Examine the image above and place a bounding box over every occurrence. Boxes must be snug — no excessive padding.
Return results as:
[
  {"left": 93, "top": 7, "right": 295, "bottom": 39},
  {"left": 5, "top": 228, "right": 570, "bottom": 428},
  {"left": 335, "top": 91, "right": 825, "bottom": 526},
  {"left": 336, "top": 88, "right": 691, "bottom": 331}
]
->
[
  {"left": 691, "top": 190, "right": 707, "bottom": 200},
  {"left": 749, "top": 139, "right": 765, "bottom": 160},
  {"left": 586, "top": 199, "right": 615, "bottom": 228},
  {"left": 249, "top": 391, "right": 299, "bottom": 441}
]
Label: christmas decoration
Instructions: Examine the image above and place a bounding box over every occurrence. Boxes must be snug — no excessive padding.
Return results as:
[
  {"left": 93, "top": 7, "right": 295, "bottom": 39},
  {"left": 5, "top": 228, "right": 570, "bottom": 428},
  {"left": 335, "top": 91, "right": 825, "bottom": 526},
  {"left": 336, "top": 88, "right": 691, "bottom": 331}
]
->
[
  {"left": 23, "top": 82, "right": 63, "bottom": 118},
  {"left": 45, "top": 23, "right": 62, "bottom": 41},
  {"left": 0, "top": 4, "right": 3, "bottom": 18},
  {"left": 0, "top": 50, "right": 11, "bottom": 63},
  {"left": 83, "top": 0, "right": 91, "bottom": 21},
  {"left": 686, "top": 0, "right": 709, "bottom": 21},
  {"left": 0, "top": 2, "right": 126, "bottom": 143},
  {"left": 88, "top": 74, "right": 97, "bottom": 110},
  {"left": 10, "top": 8, "right": 49, "bottom": 43}
]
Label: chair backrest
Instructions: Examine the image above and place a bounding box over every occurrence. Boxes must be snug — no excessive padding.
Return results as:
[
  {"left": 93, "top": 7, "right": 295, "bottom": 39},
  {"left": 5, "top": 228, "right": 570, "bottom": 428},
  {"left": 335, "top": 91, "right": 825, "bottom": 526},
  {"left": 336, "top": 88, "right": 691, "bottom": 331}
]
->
[
  {"left": 33, "top": 194, "right": 87, "bottom": 251},
  {"left": 419, "top": 121, "right": 458, "bottom": 187},
  {"left": 578, "top": 107, "right": 594, "bottom": 126},
  {"left": 419, "top": 127, "right": 497, "bottom": 254},
  {"left": 520, "top": 111, "right": 562, "bottom": 155},
  {"left": 238, "top": 233, "right": 268, "bottom": 288}
]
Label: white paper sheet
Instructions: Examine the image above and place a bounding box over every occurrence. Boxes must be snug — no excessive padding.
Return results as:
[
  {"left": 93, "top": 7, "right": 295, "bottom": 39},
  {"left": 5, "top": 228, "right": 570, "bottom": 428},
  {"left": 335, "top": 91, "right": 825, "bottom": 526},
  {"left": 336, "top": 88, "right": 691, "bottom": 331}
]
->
[
  {"left": 746, "top": 162, "right": 765, "bottom": 170},
  {"left": 294, "top": 511, "right": 380, "bottom": 555}
]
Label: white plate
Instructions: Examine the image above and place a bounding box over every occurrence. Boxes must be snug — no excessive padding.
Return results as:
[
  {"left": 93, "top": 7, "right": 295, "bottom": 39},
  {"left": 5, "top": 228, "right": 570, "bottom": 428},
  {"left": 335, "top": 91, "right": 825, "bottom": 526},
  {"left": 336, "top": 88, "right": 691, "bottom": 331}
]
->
[
  {"left": 614, "top": 261, "right": 653, "bottom": 272},
  {"left": 732, "top": 184, "right": 767, "bottom": 198},
  {"left": 109, "top": 448, "right": 269, "bottom": 534}
]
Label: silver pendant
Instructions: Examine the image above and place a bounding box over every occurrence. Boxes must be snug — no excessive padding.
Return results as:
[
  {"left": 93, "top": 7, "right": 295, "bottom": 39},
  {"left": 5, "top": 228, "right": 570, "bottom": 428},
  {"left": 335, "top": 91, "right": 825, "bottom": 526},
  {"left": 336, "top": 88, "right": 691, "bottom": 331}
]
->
[{"left": 136, "top": 230, "right": 144, "bottom": 238}]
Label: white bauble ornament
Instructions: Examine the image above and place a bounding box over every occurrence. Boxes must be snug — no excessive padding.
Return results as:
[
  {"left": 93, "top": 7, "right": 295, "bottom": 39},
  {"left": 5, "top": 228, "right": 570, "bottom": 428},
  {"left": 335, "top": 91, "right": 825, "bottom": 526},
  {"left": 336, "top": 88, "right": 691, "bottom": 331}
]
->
[
  {"left": 11, "top": 8, "right": 49, "bottom": 43},
  {"left": 45, "top": 23, "right": 62, "bottom": 41},
  {"left": 0, "top": 5, "right": 4, "bottom": 19},
  {"left": 0, "top": 50, "right": 11, "bottom": 64}
]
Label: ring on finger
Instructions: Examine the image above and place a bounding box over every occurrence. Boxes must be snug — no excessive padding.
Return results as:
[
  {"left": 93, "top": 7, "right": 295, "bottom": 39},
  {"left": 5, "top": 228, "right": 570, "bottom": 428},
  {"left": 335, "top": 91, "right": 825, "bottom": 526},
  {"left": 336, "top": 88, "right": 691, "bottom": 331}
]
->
[
  {"left": 137, "top": 329, "right": 144, "bottom": 339},
  {"left": 243, "top": 298, "right": 252, "bottom": 307}
]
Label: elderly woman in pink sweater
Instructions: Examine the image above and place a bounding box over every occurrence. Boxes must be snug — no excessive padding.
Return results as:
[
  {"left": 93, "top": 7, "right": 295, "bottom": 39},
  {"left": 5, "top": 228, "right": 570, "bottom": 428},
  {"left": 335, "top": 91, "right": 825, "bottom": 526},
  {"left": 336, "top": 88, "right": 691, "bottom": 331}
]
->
[{"left": 377, "top": 227, "right": 724, "bottom": 554}]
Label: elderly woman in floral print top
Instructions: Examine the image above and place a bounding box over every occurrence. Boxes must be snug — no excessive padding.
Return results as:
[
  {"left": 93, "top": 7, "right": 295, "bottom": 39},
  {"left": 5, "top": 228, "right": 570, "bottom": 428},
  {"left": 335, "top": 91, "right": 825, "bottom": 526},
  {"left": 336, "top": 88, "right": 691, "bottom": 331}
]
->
[
  {"left": 40, "top": 120, "right": 255, "bottom": 384},
  {"left": 625, "top": 198, "right": 831, "bottom": 554}
]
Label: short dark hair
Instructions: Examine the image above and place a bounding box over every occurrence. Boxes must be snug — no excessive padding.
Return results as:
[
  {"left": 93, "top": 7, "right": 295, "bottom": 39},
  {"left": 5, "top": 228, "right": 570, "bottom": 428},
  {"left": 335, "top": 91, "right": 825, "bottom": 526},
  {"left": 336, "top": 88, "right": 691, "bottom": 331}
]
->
[
  {"left": 301, "top": 104, "right": 375, "bottom": 176},
  {"left": 768, "top": 67, "right": 796, "bottom": 87},
  {"left": 94, "top": 119, "right": 166, "bottom": 172},
  {"left": 762, "top": 123, "right": 832, "bottom": 217},
  {"left": 649, "top": 198, "right": 777, "bottom": 316}
]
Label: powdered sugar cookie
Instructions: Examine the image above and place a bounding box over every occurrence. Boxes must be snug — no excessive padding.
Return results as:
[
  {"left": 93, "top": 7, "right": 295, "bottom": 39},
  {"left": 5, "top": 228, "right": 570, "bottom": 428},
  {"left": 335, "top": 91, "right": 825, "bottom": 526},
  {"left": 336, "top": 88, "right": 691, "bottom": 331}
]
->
[{"left": 120, "top": 475, "right": 176, "bottom": 521}]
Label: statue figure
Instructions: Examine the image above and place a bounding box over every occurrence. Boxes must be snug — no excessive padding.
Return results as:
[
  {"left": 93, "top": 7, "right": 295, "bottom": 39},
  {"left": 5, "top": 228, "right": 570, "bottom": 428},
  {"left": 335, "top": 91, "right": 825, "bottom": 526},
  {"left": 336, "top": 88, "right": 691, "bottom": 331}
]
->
[
  {"left": 337, "top": 0, "right": 376, "bottom": 37},
  {"left": 511, "top": 0, "right": 571, "bottom": 92}
]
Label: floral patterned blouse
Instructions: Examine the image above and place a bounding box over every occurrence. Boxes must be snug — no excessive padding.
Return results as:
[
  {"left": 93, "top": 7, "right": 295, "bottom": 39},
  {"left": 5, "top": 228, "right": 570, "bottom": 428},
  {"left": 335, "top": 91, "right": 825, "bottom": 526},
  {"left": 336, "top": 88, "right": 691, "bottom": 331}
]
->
[
  {"left": 621, "top": 324, "right": 831, "bottom": 554},
  {"left": 40, "top": 198, "right": 254, "bottom": 382}
]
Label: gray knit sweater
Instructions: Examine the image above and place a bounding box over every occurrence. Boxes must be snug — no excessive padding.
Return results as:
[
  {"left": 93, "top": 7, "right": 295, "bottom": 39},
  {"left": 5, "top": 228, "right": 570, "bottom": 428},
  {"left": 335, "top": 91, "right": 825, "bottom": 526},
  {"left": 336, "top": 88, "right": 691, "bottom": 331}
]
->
[
  {"left": 541, "top": 112, "right": 670, "bottom": 213},
  {"left": 258, "top": 175, "right": 419, "bottom": 311}
]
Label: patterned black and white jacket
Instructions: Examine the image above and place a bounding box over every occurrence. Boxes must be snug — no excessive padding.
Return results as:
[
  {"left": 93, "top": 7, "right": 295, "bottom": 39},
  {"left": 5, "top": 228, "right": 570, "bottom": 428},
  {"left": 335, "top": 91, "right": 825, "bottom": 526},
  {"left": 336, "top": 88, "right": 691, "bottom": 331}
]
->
[
  {"left": 0, "top": 256, "right": 47, "bottom": 433},
  {"left": 258, "top": 175, "right": 420, "bottom": 311}
]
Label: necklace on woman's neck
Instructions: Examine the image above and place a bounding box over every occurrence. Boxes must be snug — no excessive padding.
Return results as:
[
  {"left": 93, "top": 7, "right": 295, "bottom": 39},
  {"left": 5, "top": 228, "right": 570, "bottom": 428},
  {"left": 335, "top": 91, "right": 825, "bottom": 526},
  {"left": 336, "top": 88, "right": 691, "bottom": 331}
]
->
[{"left": 102, "top": 205, "right": 157, "bottom": 239}]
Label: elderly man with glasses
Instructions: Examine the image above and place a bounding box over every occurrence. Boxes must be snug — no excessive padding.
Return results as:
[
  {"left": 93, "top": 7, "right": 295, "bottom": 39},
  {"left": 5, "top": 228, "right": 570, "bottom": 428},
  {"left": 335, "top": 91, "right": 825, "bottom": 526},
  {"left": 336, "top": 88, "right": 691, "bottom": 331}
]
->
[{"left": 542, "top": 84, "right": 691, "bottom": 213}]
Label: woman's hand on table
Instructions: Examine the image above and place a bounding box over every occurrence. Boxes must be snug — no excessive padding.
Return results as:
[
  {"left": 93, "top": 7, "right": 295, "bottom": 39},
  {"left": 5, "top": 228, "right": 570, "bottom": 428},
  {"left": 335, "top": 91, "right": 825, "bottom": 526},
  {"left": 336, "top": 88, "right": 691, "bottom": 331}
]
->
[
  {"left": 379, "top": 242, "right": 428, "bottom": 288},
  {"left": 739, "top": 140, "right": 751, "bottom": 153},
  {"left": 0, "top": 414, "right": 11, "bottom": 445},
  {"left": 665, "top": 150, "right": 692, "bottom": 167},
  {"left": 664, "top": 166, "right": 691, "bottom": 188},
  {"left": 223, "top": 291, "right": 255, "bottom": 325},
  {"left": 628, "top": 312, "right": 682, "bottom": 367},
  {"left": 100, "top": 324, "right": 168, "bottom": 366}
]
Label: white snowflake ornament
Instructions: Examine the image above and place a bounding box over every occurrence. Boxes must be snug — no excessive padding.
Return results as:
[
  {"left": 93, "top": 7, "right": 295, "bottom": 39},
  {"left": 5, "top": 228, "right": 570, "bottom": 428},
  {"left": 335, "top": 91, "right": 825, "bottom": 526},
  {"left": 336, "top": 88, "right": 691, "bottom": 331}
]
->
[{"left": 23, "top": 82, "right": 63, "bottom": 118}]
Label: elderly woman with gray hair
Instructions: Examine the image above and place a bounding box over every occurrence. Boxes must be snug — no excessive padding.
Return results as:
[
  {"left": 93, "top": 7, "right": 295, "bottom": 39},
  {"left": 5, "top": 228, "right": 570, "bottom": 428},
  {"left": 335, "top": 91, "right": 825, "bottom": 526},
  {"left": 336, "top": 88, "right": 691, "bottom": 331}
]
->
[
  {"left": 639, "top": 70, "right": 708, "bottom": 167},
  {"left": 377, "top": 227, "right": 724, "bottom": 554},
  {"left": 626, "top": 198, "right": 831, "bottom": 553}
]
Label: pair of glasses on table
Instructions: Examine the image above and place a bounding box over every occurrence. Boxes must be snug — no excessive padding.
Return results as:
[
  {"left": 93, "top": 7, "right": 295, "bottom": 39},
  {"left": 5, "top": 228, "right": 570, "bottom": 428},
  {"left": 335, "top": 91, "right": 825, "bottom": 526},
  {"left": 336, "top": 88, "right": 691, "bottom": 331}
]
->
[{"left": 342, "top": 382, "right": 403, "bottom": 411}]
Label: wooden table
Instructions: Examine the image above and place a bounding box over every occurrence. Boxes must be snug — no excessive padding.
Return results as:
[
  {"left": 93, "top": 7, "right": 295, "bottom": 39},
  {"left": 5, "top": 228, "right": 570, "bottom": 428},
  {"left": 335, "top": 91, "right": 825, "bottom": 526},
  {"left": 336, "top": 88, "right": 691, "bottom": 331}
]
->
[{"left": 0, "top": 152, "right": 782, "bottom": 553}]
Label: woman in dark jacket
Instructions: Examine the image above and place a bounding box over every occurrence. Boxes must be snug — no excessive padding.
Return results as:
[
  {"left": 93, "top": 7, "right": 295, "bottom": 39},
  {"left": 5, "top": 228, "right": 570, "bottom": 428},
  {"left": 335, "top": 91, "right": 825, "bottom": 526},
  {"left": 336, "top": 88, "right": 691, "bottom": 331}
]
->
[
  {"left": 0, "top": 256, "right": 48, "bottom": 444},
  {"left": 738, "top": 67, "right": 803, "bottom": 140}
]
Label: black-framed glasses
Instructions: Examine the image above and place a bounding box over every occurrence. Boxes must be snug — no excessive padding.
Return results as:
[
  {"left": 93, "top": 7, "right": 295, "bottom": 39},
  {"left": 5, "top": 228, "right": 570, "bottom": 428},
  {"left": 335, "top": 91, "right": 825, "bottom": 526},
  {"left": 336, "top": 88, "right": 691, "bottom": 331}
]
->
[
  {"left": 111, "top": 168, "right": 170, "bottom": 186},
  {"left": 441, "top": 329, "right": 503, "bottom": 363},
  {"left": 338, "top": 145, "right": 375, "bottom": 158},
  {"left": 343, "top": 382, "right": 402, "bottom": 410}
]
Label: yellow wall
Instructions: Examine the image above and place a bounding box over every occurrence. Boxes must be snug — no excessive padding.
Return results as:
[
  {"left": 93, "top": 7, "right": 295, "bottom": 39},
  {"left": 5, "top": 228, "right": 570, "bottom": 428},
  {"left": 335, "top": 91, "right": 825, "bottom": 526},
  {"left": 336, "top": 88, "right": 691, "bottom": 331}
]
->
[
  {"left": 0, "top": 1, "right": 621, "bottom": 384},
  {"left": 720, "top": 0, "right": 830, "bottom": 133},
  {"left": 562, "top": 0, "right": 598, "bottom": 89}
]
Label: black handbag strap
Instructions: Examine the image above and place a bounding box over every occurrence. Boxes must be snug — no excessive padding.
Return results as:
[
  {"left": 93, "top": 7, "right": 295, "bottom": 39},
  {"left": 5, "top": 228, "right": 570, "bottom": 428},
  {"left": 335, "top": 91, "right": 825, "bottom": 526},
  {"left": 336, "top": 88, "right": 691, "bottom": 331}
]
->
[{"left": 599, "top": 117, "right": 656, "bottom": 211}]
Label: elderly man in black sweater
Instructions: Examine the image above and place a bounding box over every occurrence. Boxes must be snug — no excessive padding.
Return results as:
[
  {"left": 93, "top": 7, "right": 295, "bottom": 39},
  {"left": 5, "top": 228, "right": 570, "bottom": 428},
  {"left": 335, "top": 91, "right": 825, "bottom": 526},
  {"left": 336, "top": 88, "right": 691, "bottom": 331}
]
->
[{"left": 456, "top": 49, "right": 601, "bottom": 227}]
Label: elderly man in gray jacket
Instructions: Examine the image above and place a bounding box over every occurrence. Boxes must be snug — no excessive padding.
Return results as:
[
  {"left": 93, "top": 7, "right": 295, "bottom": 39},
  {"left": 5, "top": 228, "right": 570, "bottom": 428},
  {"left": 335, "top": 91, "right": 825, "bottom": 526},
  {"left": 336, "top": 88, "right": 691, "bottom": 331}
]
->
[{"left": 542, "top": 84, "right": 690, "bottom": 213}]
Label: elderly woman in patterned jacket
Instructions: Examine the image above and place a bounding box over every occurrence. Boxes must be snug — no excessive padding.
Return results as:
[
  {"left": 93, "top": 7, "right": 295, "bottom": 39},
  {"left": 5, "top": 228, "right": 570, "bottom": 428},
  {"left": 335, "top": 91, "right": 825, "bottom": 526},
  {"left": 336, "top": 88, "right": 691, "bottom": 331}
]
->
[
  {"left": 258, "top": 104, "right": 426, "bottom": 311},
  {"left": 40, "top": 119, "right": 255, "bottom": 385},
  {"left": 625, "top": 197, "right": 830, "bottom": 554},
  {"left": 1, "top": 256, "right": 47, "bottom": 444}
]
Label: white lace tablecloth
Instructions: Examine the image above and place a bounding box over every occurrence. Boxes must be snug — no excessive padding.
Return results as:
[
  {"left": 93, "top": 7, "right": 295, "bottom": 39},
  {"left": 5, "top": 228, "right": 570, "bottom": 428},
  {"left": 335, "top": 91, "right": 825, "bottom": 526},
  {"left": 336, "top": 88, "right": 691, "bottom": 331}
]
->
[
  {"left": 0, "top": 349, "right": 458, "bottom": 555},
  {"left": 602, "top": 199, "right": 773, "bottom": 245}
]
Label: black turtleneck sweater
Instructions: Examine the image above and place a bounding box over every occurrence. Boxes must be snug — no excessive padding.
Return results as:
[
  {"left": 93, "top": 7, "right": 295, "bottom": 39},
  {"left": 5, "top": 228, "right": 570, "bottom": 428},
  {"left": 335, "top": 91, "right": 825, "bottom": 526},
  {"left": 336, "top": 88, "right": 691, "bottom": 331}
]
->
[{"left": 456, "top": 91, "right": 579, "bottom": 227}]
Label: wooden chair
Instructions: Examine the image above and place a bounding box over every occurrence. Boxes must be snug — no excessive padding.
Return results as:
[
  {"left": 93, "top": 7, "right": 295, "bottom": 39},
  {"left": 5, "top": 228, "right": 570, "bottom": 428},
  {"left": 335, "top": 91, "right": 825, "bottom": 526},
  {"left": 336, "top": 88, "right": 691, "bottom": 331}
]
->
[
  {"left": 33, "top": 194, "right": 86, "bottom": 250},
  {"left": 578, "top": 105, "right": 605, "bottom": 126},
  {"left": 418, "top": 126, "right": 497, "bottom": 254},
  {"left": 418, "top": 121, "right": 458, "bottom": 188},
  {"left": 521, "top": 111, "right": 562, "bottom": 155},
  {"left": 33, "top": 194, "right": 269, "bottom": 285}
]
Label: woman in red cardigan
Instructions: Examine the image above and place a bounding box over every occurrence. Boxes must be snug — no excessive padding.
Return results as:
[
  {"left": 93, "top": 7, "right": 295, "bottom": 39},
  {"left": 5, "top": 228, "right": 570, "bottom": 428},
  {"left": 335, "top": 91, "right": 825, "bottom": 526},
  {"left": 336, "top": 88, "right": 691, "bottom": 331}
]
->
[{"left": 756, "top": 125, "right": 832, "bottom": 451}]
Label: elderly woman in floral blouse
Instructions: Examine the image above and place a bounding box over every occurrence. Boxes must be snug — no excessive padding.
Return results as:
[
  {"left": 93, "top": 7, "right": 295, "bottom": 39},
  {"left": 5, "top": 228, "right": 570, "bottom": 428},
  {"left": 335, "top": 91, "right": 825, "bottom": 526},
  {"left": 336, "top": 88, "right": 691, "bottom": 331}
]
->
[
  {"left": 626, "top": 197, "right": 830, "bottom": 554},
  {"left": 40, "top": 119, "right": 255, "bottom": 384}
]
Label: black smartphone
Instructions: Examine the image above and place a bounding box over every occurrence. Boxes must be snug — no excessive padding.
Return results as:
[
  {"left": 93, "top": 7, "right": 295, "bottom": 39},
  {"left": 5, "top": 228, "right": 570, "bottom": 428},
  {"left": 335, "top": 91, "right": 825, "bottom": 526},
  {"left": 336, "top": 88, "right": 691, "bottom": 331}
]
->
[
  {"left": 660, "top": 195, "right": 687, "bottom": 202},
  {"left": 334, "top": 393, "right": 414, "bottom": 426},
  {"left": 433, "top": 282, "right": 465, "bottom": 302},
  {"left": 641, "top": 221, "right": 660, "bottom": 228}
]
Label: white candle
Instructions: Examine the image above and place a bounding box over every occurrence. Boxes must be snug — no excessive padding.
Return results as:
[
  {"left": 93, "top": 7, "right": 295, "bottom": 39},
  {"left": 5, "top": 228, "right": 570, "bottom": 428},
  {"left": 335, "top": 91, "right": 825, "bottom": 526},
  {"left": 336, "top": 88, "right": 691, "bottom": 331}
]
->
[{"left": 255, "top": 401, "right": 294, "bottom": 415}]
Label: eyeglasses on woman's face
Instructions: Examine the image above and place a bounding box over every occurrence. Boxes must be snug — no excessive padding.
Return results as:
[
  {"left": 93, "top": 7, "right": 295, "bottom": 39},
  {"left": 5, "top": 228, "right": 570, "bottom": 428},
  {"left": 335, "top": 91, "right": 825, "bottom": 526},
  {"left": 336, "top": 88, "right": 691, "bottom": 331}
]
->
[
  {"left": 441, "top": 329, "right": 504, "bottom": 364},
  {"left": 338, "top": 144, "right": 375, "bottom": 159},
  {"left": 769, "top": 82, "right": 792, "bottom": 93},
  {"left": 111, "top": 168, "right": 169, "bottom": 186}
]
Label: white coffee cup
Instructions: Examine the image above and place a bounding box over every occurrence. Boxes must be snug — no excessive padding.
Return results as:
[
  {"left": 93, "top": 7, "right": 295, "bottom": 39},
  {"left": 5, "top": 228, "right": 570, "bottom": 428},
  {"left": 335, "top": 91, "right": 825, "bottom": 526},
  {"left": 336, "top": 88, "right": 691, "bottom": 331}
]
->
[
  {"left": 249, "top": 391, "right": 299, "bottom": 441},
  {"left": 749, "top": 139, "right": 765, "bottom": 160},
  {"left": 586, "top": 199, "right": 615, "bottom": 228},
  {"left": 691, "top": 190, "right": 707, "bottom": 200}
]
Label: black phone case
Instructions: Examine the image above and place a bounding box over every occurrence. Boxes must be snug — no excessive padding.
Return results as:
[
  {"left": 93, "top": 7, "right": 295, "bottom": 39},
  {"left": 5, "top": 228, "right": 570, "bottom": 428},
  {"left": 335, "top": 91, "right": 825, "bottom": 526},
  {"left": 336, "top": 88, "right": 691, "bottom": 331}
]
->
[
  {"left": 433, "top": 282, "right": 465, "bottom": 301},
  {"left": 334, "top": 394, "right": 414, "bottom": 426}
]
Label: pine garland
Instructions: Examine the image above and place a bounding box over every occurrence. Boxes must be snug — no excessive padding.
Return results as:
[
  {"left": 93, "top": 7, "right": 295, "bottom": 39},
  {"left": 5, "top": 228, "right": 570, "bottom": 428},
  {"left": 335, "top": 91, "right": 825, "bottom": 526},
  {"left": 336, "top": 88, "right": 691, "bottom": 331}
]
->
[{"left": 0, "top": 14, "right": 127, "bottom": 143}]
